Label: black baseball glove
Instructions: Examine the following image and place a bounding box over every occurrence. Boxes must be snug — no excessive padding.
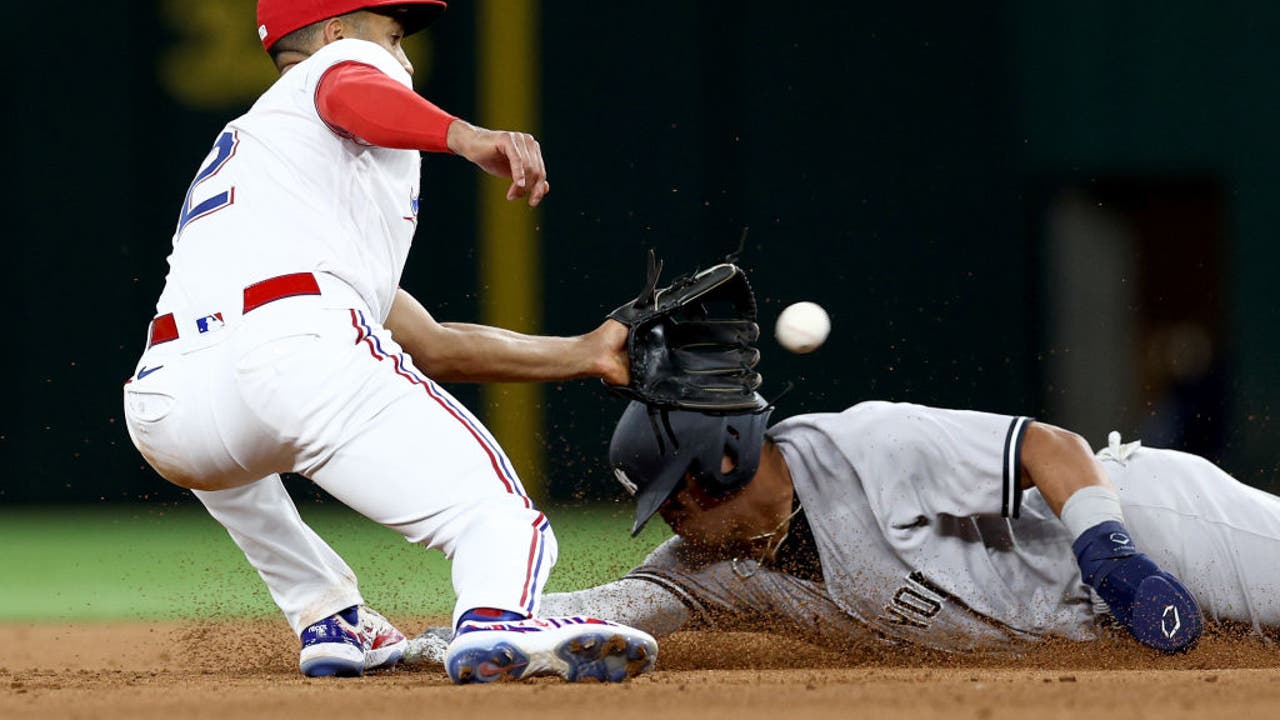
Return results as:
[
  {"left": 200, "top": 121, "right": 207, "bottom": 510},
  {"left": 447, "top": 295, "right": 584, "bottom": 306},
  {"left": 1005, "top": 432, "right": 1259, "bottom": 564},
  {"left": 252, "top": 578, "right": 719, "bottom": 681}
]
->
[{"left": 606, "top": 251, "right": 765, "bottom": 412}]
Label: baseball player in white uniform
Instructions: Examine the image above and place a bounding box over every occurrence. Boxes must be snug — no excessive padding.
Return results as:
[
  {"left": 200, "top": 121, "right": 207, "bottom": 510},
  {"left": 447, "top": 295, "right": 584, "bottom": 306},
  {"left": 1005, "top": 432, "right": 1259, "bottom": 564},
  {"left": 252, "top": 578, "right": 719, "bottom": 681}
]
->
[
  {"left": 122, "top": 0, "right": 656, "bottom": 683},
  {"left": 532, "top": 400, "right": 1280, "bottom": 656}
]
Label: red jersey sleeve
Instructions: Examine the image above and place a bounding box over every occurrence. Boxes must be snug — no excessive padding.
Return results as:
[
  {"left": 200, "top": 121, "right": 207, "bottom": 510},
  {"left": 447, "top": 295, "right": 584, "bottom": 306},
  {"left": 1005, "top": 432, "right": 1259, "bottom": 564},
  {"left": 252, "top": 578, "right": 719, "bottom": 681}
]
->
[{"left": 315, "top": 61, "right": 457, "bottom": 153}]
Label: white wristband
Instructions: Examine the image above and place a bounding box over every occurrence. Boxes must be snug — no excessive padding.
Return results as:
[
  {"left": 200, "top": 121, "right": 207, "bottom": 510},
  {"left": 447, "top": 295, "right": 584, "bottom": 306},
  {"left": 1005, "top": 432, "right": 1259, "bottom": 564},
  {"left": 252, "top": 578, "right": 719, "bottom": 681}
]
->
[{"left": 1058, "top": 485, "right": 1125, "bottom": 540}]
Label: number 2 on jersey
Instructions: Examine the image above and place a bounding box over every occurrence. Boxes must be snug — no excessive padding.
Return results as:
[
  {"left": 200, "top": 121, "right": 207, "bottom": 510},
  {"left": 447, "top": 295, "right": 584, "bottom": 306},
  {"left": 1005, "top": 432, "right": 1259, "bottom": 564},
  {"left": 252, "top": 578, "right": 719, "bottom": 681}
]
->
[{"left": 177, "top": 130, "right": 239, "bottom": 236}]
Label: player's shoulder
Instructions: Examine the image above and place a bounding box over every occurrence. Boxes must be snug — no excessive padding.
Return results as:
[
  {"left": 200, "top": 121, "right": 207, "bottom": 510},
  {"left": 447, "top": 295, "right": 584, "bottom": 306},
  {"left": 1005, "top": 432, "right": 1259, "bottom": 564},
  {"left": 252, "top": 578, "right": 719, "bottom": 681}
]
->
[
  {"left": 305, "top": 38, "right": 412, "bottom": 84},
  {"left": 840, "top": 400, "right": 941, "bottom": 433},
  {"left": 840, "top": 403, "right": 990, "bottom": 456},
  {"left": 779, "top": 401, "right": 1005, "bottom": 455},
  {"left": 842, "top": 400, "right": 1028, "bottom": 433},
  {"left": 769, "top": 401, "right": 931, "bottom": 446},
  {"left": 248, "top": 39, "right": 412, "bottom": 120},
  {"left": 256, "top": 38, "right": 411, "bottom": 101}
]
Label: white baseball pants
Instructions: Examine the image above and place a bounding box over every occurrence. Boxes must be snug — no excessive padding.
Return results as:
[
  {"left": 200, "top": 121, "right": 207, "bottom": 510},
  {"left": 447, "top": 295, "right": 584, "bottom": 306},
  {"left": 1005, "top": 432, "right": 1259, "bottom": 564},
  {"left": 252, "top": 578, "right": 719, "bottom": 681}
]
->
[
  {"left": 124, "top": 286, "right": 556, "bottom": 633},
  {"left": 1098, "top": 440, "right": 1280, "bottom": 633}
]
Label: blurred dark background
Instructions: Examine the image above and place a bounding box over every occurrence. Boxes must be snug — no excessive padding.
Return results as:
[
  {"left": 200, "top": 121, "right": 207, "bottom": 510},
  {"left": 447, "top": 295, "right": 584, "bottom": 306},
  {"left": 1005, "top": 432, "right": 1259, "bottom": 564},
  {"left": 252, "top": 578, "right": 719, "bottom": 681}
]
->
[{"left": 4, "top": 0, "right": 1278, "bottom": 506}]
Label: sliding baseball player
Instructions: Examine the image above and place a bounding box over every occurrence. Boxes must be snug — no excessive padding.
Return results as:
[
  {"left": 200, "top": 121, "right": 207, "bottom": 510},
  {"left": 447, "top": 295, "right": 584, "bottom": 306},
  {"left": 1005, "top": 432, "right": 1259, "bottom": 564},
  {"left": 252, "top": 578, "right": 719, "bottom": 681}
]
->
[{"left": 524, "top": 400, "right": 1280, "bottom": 656}]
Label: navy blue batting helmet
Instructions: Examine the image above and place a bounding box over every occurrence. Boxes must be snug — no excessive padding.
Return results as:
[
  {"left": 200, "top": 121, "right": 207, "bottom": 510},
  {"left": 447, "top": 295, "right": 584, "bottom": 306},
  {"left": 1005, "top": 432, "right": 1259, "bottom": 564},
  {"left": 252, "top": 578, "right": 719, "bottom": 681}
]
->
[{"left": 609, "top": 401, "right": 773, "bottom": 536}]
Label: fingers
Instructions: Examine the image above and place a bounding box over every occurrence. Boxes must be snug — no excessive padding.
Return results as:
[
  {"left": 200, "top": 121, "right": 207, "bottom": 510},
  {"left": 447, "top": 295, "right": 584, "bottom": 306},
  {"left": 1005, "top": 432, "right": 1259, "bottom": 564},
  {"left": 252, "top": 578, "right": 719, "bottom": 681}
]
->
[
  {"left": 524, "top": 135, "right": 547, "bottom": 206},
  {"left": 502, "top": 132, "right": 527, "bottom": 199},
  {"left": 466, "top": 126, "right": 551, "bottom": 207},
  {"left": 501, "top": 131, "right": 549, "bottom": 207}
]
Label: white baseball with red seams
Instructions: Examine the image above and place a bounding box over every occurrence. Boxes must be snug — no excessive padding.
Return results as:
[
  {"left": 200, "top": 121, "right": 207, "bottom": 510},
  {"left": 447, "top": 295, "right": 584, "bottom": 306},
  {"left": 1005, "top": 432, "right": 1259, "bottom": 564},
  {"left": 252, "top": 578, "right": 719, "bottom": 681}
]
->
[
  {"left": 775, "top": 301, "right": 830, "bottom": 353},
  {"left": 123, "top": 38, "right": 557, "bottom": 635}
]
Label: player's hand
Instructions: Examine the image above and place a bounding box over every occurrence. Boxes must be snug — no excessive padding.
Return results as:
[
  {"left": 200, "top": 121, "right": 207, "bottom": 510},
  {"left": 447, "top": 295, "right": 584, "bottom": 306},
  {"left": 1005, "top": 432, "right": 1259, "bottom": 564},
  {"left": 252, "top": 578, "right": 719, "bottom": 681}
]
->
[
  {"left": 1073, "top": 520, "right": 1203, "bottom": 653},
  {"left": 447, "top": 121, "right": 550, "bottom": 207},
  {"left": 584, "top": 319, "right": 630, "bottom": 386}
]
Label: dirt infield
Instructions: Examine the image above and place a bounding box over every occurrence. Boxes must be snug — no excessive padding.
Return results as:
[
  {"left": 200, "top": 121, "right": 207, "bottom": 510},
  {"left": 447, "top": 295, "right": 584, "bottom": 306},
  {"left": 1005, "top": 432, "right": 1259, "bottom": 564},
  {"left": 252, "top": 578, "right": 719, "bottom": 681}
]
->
[{"left": 3, "top": 620, "right": 1279, "bottom": 720}]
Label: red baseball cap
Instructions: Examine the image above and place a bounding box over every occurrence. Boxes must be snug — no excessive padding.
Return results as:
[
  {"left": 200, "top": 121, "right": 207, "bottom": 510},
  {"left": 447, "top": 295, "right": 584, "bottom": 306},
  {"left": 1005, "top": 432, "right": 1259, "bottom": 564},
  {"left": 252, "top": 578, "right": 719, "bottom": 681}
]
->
[{"left": 257, "top": 1, "right": 448, "bottom": 51}]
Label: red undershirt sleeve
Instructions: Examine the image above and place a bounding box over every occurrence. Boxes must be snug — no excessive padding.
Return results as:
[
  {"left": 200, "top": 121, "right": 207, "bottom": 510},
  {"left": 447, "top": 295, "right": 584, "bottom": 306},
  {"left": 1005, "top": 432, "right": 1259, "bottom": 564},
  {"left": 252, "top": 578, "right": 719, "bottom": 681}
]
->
[{"left": 315, "top": 61, "right": 457, "bottom": 153}]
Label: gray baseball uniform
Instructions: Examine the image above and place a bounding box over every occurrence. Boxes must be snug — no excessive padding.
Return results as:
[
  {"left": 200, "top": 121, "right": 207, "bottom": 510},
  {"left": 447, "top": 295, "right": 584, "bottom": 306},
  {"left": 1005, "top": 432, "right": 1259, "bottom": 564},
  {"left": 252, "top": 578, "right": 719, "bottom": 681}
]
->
[{"left": 541, "top": 401, "right": 1280, "bottom": 652}]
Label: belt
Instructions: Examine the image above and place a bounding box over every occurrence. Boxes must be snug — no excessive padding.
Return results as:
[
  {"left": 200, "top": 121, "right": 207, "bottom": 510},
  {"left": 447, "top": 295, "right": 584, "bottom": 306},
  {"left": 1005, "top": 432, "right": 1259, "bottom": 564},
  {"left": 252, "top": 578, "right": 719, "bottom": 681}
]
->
[{"left": 148, "top": 272, "right": 322, "bottom": 348}]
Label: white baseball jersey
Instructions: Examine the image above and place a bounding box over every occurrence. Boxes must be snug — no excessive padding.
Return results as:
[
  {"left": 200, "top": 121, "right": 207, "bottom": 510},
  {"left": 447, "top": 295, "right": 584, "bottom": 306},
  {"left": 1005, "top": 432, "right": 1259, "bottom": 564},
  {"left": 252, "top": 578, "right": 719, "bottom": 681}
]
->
[
  {"left": 543, "top": 401, "right": 1280, "bottom": 652},
  {"left": 770, "top": 402, "right": 1092, "bottom": 649},
  {"left": 157, "top": 38, "right": 420, "bottom": 324}
]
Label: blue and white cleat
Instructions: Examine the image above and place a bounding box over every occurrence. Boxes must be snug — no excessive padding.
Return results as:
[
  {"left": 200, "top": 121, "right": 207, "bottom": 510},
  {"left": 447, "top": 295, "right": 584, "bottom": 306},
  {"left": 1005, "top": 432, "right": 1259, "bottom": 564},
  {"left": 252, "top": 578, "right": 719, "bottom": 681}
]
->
[
  {"left": 445, "top": 616, "right": 658, "bottom": 684},
  {"left": 299, "top": 605, "right": 408, "bottom": 677}
]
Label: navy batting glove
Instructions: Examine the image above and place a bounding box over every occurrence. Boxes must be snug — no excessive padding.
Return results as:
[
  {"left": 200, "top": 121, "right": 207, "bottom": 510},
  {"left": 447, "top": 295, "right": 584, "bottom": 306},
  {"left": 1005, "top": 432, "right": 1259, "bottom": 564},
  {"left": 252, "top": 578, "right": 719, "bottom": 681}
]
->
[{"left": 1072, "top": 520, "right": 1203, "bottom": 653}]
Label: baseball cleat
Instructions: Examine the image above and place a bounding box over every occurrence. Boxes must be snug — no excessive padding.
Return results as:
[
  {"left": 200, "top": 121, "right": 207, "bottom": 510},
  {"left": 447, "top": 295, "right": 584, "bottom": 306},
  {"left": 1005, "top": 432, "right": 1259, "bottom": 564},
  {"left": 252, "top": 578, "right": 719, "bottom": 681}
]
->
[
  {"left": 298, "top": 605, "right": 408, "bottom": 677},
  {"left": 445, "top": 616, "right": 658, "bottom": 684}
]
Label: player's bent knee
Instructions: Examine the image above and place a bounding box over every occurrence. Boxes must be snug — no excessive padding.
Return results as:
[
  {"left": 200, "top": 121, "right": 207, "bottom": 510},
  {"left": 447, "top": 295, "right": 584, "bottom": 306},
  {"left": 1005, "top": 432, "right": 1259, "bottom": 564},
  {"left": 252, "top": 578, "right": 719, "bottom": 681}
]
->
[{"left": 153, "top": 464, "right": 256, "bottom": 493}]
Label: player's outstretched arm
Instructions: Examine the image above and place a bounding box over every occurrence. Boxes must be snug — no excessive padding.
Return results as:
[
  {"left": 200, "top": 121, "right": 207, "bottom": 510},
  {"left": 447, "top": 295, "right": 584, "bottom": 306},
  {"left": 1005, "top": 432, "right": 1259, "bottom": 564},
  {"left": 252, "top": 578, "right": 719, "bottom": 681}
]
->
[
  {"left": 1021, "top": 423, "right": 1203, "bottom": 653},
  {"left": 315, "top": 62, "right": 549, "bottom": 207},
  {"left": 385, "top": 288, "right": 629, "bottom": 384},
  {"left": 540, "top": 580, "right": 692, "bottom": 639}
]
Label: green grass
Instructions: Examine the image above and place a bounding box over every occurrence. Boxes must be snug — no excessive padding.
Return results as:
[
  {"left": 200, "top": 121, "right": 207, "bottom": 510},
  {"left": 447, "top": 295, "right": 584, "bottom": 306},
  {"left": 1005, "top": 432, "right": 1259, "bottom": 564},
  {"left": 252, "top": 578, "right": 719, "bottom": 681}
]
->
[{"left": 0, "top": 503, "right": 670, "bottom": 622}]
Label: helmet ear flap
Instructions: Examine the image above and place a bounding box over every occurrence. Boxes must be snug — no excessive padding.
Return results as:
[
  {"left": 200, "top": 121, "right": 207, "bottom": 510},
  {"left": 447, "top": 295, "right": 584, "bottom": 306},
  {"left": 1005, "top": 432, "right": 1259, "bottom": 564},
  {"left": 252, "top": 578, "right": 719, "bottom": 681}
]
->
[
  {"left": 722, "top": 441, "right": 739, "bottom": 474},
  {"left": 695, "top": 408, "right": 772, "bottom": 494},
  {"left": 722, "top": 424, "right": 742, "bottom": 473}
]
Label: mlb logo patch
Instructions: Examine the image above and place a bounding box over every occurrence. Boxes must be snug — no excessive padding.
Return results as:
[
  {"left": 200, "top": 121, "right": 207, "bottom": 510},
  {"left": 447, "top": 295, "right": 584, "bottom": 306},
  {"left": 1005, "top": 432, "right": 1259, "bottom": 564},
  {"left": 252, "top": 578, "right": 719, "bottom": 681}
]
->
[{"left": 196, "top": 313, "right": 225, "bottom": 334}]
